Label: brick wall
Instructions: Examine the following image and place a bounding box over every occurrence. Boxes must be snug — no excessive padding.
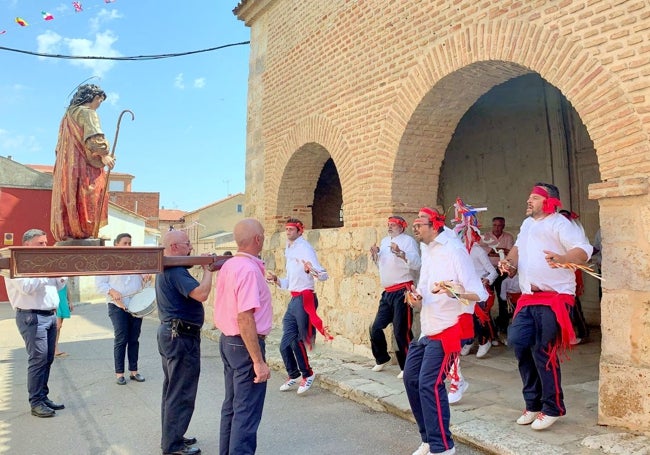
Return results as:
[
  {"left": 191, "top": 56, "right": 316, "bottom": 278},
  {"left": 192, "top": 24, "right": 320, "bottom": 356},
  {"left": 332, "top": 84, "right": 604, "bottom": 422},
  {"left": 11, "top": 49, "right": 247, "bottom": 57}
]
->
[{"left": 236, "top": 0, "right": 650, "bottom": 431}]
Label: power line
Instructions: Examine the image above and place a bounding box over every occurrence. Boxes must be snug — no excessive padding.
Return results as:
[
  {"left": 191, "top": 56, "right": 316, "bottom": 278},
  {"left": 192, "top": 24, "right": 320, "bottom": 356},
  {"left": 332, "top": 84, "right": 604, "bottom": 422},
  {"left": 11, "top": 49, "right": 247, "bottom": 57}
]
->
[{"left": 0, "top": 40, "right": 250, "bottom": 61}]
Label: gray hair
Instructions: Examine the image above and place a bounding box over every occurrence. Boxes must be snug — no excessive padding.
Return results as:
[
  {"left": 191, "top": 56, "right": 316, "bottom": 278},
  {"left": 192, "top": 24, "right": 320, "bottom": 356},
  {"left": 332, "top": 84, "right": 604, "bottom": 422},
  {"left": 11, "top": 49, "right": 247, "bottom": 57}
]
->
[{"left": 22, "top": 229, "right": 46, "bottom": 243}]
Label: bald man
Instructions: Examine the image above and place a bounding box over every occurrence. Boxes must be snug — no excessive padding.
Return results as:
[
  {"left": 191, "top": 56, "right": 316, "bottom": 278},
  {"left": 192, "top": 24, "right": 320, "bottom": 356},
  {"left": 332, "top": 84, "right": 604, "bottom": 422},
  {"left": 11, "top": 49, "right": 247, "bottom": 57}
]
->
[
  {"left": 157, "top": 229, "right": 213, "bottom": 455},
  {"left": 214, "top": 219, "right": 273, "bottom": 455}
]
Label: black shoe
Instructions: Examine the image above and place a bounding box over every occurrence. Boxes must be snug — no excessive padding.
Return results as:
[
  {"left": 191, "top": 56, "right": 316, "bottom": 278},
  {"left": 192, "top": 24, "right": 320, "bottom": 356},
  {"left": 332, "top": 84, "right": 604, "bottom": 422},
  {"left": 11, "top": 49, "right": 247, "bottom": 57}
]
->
[
  {"left": 163, "top": 447, "right": 201, "bottom": 455},
  {"left": 116, "top": 376, "right": 127, "bottom": 385},
  {"left": 43, "top": 399, "right": 65, "bottom": 410},
  {"left": 183, "top": 436, "right": 197, "bottom": 446},
  {"left": 31, "top": 404, "right": 55, "bottom": 418},
  {"left": 129, "top": 373, "right": 146, "bottom": 382}
]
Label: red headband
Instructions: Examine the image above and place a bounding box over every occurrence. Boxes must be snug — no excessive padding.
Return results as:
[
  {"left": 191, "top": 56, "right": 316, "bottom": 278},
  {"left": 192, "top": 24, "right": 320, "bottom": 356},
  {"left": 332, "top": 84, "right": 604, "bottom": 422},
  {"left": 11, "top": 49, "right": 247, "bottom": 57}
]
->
[
  {"left": 419, "top": 207, "right": 446, "bottom": 231},
  {"left": 531, "top": 186, "right": 562, "bottom": 214},
  {"left": 388, "top": 217, "right": 407, "bottom": 229},
  {"left": 286, "top": 221, "right": 304, "bottom": 233}
]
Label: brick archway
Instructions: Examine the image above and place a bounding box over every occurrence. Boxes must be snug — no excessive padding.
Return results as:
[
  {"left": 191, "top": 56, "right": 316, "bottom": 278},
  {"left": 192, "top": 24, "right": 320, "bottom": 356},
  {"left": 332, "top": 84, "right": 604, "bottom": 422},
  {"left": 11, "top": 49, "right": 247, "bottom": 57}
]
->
[
  {"left": 384, "top": 20, "right": 647, "bottom": 210},
  {"left": 267, "top": 115, "right": 356, "bottom": 228}
]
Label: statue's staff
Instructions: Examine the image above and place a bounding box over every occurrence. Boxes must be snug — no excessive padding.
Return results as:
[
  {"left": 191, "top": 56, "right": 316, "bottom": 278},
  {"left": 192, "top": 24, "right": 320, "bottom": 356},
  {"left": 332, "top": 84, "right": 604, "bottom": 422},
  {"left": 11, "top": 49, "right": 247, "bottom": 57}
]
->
[{"left": 93, "top": 109, "right": 135, "bottom": 238}]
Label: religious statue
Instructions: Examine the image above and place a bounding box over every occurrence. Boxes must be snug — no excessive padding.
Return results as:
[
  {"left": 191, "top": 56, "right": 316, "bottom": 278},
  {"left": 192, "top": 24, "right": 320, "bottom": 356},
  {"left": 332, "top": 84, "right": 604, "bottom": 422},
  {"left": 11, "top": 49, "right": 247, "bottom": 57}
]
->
[{"left": 50, "top": 84, "right": 115, "bottom": 242}]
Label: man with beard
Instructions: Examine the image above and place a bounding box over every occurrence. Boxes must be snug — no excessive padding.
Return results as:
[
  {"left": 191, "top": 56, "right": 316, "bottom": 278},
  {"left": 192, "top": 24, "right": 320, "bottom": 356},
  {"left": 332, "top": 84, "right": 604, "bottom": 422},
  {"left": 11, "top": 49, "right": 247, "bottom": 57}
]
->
[
  {"left": 404, "top": 208, "right": 487, "bottom": 455},
  {"left": 369, "top": 215, "right": 421, "bottom": 378},
  {"left": 500, "top": 183, "right": 592, "bottom": 431}
]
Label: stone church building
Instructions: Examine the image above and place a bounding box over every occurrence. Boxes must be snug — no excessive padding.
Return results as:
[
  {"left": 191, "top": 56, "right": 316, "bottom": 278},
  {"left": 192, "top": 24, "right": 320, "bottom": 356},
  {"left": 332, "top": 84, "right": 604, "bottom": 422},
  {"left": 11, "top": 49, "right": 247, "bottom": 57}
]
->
[{"left": 234, "top": 0, "right": 650, "bottom": 432}]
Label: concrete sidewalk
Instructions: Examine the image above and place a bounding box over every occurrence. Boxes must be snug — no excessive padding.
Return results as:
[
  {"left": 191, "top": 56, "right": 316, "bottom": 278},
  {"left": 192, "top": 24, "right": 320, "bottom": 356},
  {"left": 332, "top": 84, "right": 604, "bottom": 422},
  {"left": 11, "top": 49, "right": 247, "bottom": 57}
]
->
[{"left": 206, "top": 325, "right": 650, "bottom": 455}]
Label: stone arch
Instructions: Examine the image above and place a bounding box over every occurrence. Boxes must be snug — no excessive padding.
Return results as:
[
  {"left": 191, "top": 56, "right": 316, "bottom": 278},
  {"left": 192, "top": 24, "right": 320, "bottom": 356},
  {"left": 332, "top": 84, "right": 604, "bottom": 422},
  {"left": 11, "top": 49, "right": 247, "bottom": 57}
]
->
[
  {"left": 267, "top": 115, "right": 355, "bottom": 229},
  {"left": 384, "top": 19, "right": 648, "bottom": 210}
]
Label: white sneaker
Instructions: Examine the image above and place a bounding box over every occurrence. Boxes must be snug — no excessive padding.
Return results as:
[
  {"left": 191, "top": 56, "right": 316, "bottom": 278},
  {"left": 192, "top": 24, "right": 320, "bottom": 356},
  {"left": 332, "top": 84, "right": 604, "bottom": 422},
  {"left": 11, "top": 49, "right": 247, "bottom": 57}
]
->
[
  {"left": 428, "top": 447, "right": 456, "bottom": 455},
  {"left": 491, "top": 340, "right": 500, "bottom": 346},
  {"left": 397, "top": 371, "right": 404, "bottom": 379},
  {"left": 570, "top": 337, "right": 582, "bottom": 345},
  {"left": 531, "top": 412, "right": 560, "bottom": 430},
  {"left": 411, "top": 442, "right": 430, "bottom": 455},
  {"left": 297, "top": 373, "right": 315, "bottom": 394},
  {"left": 460, "top": 343, "right": 473, "bottom": 356},
  {"left": 372, "top": 361, "right": 390, "bottom": 372},
  {"left": 279, "top": 377, "right": 299, "bottom": 391},
  {"left": 516, "top": 410, "right": 539, "bottom": 425},
  {"left": 476, "top": 342, "right": 491, "bottom": 358},
  {"left": 447, "top": 380, "right": 468, "bottom": 404}
]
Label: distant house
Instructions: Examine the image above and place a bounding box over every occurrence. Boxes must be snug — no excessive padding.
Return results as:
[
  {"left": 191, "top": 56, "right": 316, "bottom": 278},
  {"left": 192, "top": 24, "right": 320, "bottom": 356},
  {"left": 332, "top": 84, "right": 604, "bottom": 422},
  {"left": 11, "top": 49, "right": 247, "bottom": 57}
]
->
[{"left": 182, "top": 193, "right": 245, "bottom": 255}]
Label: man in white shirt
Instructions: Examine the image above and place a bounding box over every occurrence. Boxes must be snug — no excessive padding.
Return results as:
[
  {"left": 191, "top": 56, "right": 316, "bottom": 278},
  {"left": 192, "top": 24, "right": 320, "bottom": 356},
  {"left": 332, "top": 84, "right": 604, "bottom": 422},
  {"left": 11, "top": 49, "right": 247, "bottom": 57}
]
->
[
  {"left": 500, "top": 183, "right": 592, "bottom": 431},
  {"left": 369, "top": 216, "right": 421, "bottom": 377},
  {"left": 266, "top": 218, "right": 330, "bottom": 395},
  {"left": 481, "top": 216, "right": 515, "bottom": 341},
  {"left": 5, "top": 229, "right": 67, "bottom": 417},
  {"left": 404, "top": 208, "right": 487, "bottom": 455}
]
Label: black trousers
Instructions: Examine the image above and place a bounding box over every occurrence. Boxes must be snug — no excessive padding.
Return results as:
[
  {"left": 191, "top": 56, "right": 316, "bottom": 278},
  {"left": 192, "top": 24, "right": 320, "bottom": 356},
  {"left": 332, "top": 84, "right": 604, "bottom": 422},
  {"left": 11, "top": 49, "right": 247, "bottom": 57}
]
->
[
  {"left": 108, "top": 303, "right": 143, "bottom": 374},
  {"left": 370, "top": 288, "right": 413, "bottom": 370},
  {"left": 158, "top": 323, "right": 201, "bottom": 453}
]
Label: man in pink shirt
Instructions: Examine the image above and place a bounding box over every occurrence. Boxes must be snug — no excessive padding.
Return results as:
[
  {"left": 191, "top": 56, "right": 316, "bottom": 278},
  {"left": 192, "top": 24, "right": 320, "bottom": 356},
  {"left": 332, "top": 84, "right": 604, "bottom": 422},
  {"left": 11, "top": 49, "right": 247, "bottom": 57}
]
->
[{"left": 214, "top": 218, "right": 273, "bottom": 455}]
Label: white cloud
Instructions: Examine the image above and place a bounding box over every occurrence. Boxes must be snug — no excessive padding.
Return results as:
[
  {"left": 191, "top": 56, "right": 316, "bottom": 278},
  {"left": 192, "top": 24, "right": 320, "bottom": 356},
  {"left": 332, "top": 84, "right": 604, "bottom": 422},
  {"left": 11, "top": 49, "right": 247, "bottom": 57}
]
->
[
  {"left": 174, "top": 73, "right": 185, "bottom": 90},
  {"left": 0, "top": 129, "right": 41, "bottom": 154},
  {"left": 37, "top": 30, "right": 63, "bottom": 57},
  {"left": 66, "top": 31, "right": 121, "bottom": 77},
  {"left": 89, "top": 8, "right": 123, "bottom": 33},
  {"left": 193, "top": 78, "right": 206, "bottom": 89},
  {"left": 105, "top": 91, "right": 120, "bottom": 107}
]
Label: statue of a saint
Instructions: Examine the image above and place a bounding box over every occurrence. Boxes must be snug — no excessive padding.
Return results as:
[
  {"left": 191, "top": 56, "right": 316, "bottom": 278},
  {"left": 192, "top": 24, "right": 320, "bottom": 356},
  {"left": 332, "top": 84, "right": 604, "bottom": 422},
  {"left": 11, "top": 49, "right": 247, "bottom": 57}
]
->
[{"left": 51, "top": 84, "right": 115, "bottom": 242}]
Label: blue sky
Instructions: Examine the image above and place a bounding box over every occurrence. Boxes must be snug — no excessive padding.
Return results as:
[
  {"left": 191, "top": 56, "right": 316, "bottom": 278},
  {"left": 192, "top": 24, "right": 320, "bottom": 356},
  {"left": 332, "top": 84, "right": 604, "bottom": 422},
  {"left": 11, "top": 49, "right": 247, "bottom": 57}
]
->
[{"left": 0, "top": 0, "right": 250, "bottom": 211}]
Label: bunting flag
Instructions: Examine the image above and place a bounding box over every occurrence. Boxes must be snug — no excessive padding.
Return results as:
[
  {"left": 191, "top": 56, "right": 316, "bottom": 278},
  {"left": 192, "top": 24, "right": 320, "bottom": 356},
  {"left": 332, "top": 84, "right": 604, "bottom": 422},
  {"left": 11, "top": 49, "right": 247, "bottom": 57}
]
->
[
  {"left": 72, "top": 2, "right": 83, "bottom": 12},
  {"left": 42, "top": 11, "right": 55, "bottom": 21},
  {"left": 15, "top": 17, "right": 28, "bottom": 27}
]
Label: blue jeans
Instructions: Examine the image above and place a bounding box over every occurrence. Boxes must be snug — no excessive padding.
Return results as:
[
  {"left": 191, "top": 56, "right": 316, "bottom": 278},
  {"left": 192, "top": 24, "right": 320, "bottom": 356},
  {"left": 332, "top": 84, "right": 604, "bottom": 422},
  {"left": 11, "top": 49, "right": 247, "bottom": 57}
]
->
[
  {"left": 403, "top": 337, "right": 455, "bottom": 454},
  {"left": 508, "top": 305, "right": 565, "bottom": 416},
  {"left": 16, "top": 311, "right": 57, "bottom": 407},
  {"left": 108, "top": 303, "right": 143, "bottom": 373},
  {"left": 158, "top": 323, "right": 201, "bottom": 453},
  {"left": 219, "top": 335, "right": 267, "bottom": 455}
]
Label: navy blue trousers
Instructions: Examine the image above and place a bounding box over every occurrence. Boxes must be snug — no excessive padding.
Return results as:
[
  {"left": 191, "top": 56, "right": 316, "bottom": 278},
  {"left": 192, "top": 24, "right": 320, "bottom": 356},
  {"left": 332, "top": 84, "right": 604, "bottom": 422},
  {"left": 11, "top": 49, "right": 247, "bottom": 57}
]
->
[
  {"left": 158, "top": 323, "right": 201, "bottom": 453},
  {"left": 403, "top": 337, "right": 455, "bottom": 454},
  {"left": 280, "top": 295, "right": 314, "bottom": 379},
  {"left": 508, "top": 305, "right": 565, "bottom": 416},
  {"left": 16, "top": 311, "right": 57, "bottom": 407},
  {"left": 219, "top": 335, "right": 267, "bottom": 455},
  {"left": 370, "top": 288, "right": 413, "bottom": 370},
  {"left": 108, "top": 303, "right": 143, "bottom": 373}
]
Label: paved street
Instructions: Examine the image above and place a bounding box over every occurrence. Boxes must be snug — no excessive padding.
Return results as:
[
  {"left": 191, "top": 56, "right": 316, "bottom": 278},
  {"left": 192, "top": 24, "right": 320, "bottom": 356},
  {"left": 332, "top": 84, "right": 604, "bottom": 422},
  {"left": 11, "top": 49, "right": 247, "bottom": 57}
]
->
[{"left": 0, "top": 302, "right": 483, "bottom": 455}]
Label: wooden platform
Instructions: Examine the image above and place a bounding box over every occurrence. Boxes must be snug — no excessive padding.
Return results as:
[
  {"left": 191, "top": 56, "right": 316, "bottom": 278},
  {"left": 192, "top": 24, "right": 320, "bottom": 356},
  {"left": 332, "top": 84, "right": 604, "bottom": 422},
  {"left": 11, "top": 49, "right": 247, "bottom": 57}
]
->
[{"left": 0, "top": 246, "right": 229, "bottom": 278}]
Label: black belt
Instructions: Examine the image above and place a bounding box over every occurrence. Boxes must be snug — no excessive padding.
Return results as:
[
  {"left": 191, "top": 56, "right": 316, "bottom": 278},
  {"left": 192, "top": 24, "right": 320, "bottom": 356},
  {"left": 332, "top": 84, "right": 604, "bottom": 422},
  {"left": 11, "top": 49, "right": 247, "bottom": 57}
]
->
[
  {"left": 163, "top": 319, "right": 202, "bottom": 336},
  {"left": 17, "top": 308, "right": 56, "bottom": 316}
]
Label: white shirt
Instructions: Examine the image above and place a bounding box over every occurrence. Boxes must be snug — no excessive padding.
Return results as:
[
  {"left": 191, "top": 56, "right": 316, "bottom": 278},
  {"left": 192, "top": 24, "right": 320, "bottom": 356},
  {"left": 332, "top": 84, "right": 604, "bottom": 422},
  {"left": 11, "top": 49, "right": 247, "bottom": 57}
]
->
[
  {"left": 5, "top": 277, "right": 67, "bottom": 311},
  {"left": 95, "top": 274, "right": 146, "bottom": 307},
  {"left": 515, "top": 213, "right": 593, "bottom": 295},
  {"left": 376, "top": 232, "right": 421, "bottom": 288},
  {"left": 278, "top": 236, "right": 328, "bottom": 292},
  {"left": 458, "top": 244, "right": 498, "bottom": 315},
  {"left": 417, "top": 229, "right": 488, "bottom": 337}
]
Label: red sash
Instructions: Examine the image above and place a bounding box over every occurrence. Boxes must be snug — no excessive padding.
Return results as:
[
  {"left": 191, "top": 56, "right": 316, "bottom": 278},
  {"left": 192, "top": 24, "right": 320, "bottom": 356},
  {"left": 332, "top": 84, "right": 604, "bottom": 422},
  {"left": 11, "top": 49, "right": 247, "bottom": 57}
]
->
[
  {"left": 514, "top": 292, "right": 575, "bottom": 351},
  {"left": 291, "top": 290, "right": 334, "bottom": 349},
  {"left": 385, "top": 281, "right": 413, "bottom": 293},
  {"left": 458, "top": 313, "right": 474, "bottom": 340}
]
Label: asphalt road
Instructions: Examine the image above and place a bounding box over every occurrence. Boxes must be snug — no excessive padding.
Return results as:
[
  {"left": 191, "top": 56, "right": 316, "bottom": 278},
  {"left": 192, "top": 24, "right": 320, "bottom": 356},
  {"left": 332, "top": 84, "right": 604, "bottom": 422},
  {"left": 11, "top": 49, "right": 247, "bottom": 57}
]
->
[{"left": 0, "top": 302, "right": 484, "bottom": 454}]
